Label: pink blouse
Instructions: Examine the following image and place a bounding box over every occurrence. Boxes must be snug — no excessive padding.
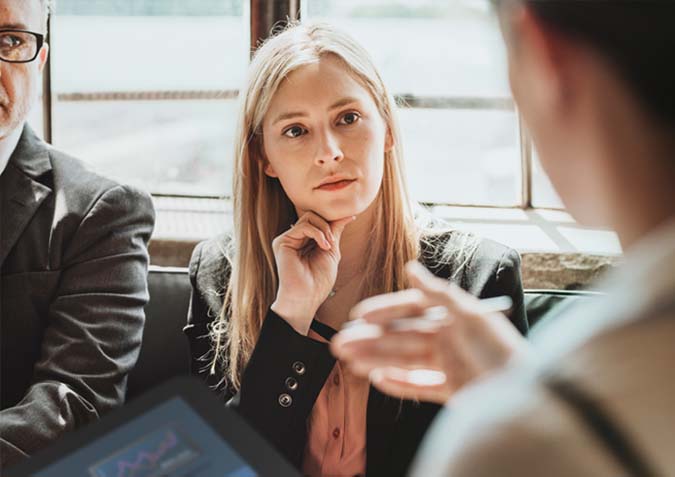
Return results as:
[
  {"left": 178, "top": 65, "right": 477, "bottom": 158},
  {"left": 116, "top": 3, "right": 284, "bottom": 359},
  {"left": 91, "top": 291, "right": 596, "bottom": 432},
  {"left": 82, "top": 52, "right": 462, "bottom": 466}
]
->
[{"left": 302, "top": 330, "right": 369, "bottom": 477}]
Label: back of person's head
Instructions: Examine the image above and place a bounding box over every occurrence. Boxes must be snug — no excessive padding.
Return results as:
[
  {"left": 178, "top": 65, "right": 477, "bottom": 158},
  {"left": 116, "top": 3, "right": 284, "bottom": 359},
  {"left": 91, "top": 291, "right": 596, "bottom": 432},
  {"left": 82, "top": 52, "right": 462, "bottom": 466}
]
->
[
  {"left": 217, "top": 22, "right": 419, "bottom": 389},
  {"left": 508, "top": 0, "right": 675, "bottom": 128},
  {"left": 493, "top": 0, "right": 675, "bottom": 231}
]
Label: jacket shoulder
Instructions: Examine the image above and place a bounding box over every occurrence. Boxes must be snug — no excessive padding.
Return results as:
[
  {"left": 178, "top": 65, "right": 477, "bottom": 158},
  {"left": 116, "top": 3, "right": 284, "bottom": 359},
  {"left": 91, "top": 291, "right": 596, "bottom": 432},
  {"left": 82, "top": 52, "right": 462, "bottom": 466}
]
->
[
  {"left": 421, "top": 229, "right": 519, "bottom": 283},
  {"left": 189, "top": 234, "right": 233, "bottom": 320},
  {"left": 48, "top": 147, "right": 153, "bottom": 214}
]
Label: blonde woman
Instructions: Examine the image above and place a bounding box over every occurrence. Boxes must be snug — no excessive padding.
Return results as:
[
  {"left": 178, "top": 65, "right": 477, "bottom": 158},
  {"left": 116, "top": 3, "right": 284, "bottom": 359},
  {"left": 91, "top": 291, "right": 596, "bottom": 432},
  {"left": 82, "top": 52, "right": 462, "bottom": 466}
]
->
[{"left": 184, "top": 22, "right": 527, "bottom": 476}]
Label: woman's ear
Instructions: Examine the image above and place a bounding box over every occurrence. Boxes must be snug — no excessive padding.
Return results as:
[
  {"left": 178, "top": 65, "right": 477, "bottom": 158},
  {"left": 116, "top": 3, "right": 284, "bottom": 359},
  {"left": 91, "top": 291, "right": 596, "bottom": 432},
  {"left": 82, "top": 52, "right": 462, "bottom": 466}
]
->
[
  {"left": 263, "top": 161, "right": 279, "bottom": 178},
  {"left": 257, "top": 135, "right": 278, "bottom": 178}
]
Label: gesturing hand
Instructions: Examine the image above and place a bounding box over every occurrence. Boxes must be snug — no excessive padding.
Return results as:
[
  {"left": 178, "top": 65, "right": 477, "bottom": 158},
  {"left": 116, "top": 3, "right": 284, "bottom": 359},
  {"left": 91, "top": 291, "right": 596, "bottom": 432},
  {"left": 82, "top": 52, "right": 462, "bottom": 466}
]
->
[
  {"left": 331, "top": 261, "right": 530, "bottom": 404},
  {"left": 271, "top": 211, "right": 355, "bottom": 335}
]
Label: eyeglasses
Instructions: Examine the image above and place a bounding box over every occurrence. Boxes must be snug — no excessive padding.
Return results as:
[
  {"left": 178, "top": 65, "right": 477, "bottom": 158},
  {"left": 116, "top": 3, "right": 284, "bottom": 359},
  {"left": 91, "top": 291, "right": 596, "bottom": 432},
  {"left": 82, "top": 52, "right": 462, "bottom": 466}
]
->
[{"left": 0, "top": 29, "right": 44, "bottom": 63}]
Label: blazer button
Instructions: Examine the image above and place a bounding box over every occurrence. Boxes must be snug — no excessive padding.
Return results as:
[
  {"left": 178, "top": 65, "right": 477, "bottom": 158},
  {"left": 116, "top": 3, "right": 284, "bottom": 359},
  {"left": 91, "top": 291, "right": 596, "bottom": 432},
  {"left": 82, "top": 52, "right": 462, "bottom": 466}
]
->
[
  {"left": 285, "top": 377, "right": 299, "bottom": 391},
  {"left": 278, "top": 393, "right": 293, "bottom": 408},
  {"left": 292, "top": 361, "right": 306, "bottom": 375}
]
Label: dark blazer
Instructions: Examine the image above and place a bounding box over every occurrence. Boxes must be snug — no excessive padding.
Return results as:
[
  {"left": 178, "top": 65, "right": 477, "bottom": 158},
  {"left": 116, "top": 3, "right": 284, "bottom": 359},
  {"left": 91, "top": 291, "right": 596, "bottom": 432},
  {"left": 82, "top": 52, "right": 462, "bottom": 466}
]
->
[
  {"left": 0, "top": 125, "right": 155, "bottom": 468},
  {"left": 185, "top": 232, "right": 527, "bottom": 476}
]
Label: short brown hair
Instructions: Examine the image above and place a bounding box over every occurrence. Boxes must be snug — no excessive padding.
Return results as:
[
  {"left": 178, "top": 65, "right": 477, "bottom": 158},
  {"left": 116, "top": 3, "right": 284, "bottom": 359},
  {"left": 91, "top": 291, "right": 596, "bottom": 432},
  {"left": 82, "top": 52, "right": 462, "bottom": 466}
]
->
[{"left": 40, "top": 0, "right": 53, "bottom": 31}]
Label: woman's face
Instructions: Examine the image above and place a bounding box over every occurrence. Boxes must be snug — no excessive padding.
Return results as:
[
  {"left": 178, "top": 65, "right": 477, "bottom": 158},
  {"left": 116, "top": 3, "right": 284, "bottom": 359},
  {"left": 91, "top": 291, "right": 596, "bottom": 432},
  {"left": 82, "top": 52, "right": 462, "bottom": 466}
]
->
[{"left": 261, "top": 55, "right": 392, "bottom": 221}]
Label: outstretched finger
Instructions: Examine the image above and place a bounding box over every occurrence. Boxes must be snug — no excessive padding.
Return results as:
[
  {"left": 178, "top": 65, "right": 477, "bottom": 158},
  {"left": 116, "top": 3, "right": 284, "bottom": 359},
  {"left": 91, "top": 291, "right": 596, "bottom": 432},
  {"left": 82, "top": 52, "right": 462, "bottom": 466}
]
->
[
  {"left": 406, "top": 261, "right": 478, "bottom": 315},
  {"left": 331, "top": 329, "right": 438, "bottom": 370},
  {"left": 369, "top": 367, "right": 451, "bottom": 404},
  {"left": 349, "top": 288, "right": 431, "bottom": 323}
]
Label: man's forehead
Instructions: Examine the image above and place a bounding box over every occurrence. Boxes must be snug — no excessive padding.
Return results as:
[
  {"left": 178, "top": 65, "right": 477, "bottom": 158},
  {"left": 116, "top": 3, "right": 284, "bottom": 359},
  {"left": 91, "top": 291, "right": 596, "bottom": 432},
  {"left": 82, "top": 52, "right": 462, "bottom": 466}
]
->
[{"left": 0, "top": 0, "right": 44, "bottom": 30}]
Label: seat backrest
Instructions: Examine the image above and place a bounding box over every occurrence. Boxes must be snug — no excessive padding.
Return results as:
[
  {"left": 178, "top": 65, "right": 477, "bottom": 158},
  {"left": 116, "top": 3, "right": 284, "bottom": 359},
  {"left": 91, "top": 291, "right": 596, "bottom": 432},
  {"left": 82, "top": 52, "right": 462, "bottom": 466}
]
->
[
  {"left": 524, "top": 289, "right": 603, "bottom": 333},
  {"left": 126, "top": 266, "right": 192, "bottom": 400},
  {"left": 126, "top": 269, "right": 602, "bottom": 400}
]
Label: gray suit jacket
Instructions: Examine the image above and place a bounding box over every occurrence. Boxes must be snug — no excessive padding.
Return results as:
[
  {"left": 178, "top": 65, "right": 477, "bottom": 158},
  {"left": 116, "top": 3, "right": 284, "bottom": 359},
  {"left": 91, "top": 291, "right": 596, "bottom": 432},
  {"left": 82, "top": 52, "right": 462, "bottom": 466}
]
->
[{"left": 0, "top": 125, "right": 155, "bottom": 468}]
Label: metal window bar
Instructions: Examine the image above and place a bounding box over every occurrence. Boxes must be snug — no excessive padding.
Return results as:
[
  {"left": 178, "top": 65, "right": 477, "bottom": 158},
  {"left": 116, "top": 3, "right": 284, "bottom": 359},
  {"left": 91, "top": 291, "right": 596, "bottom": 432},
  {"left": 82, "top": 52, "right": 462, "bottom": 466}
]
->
[
  {"left": 519, "top": 115, "right": 533, "bottom": 208},
  {"left": 53, "top": 90, "right": 512, "bottom": 111},
  {"left": 250, "top": 0, "right": 300, "bottom": 54},
  {"left": 42, "top": 14, "right": 53, "bottom": 144}
]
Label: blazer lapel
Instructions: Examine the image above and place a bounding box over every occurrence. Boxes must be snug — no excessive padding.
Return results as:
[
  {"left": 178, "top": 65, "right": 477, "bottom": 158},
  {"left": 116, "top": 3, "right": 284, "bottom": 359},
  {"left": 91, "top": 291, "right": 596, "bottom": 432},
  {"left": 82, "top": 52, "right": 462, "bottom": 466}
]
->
[
  {"left": 0, "top": 125, "right": 52, "bottom": 267},
  {"left": 366, "top": 387, "right": 401, "bottom": 476}
]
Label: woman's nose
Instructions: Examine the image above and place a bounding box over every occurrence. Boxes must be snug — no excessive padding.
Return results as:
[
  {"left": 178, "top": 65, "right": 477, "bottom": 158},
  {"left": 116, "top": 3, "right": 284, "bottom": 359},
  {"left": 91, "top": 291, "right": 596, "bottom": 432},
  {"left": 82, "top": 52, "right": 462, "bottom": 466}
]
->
[{"left": 315, "top": 130, "right": 344, "bottom": 166}]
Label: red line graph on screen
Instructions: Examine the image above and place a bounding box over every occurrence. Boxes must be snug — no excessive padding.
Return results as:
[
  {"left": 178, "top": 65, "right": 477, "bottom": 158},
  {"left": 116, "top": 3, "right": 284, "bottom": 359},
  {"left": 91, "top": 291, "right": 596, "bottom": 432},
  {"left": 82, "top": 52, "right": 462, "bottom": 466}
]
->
[{"left": 113, "top": 430, "right": 178, "bottom": 477}]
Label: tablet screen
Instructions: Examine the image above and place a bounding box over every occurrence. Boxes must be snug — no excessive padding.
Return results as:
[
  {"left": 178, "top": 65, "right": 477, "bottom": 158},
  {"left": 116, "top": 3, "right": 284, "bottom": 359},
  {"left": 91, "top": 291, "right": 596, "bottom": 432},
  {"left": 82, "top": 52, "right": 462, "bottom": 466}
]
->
[{"left": 35, "top": 397, "right": 257, "bottom": 477}]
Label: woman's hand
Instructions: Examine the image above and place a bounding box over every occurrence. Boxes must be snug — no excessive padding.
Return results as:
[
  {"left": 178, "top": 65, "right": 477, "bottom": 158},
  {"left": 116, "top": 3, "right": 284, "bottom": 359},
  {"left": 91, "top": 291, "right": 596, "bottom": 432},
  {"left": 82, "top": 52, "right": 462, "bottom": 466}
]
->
[
  {"left": 331, "top": 261, "right": 531, "bottom": 404},
  {"left": 271, "top": 211, "right": 355, "bottom": 335}
]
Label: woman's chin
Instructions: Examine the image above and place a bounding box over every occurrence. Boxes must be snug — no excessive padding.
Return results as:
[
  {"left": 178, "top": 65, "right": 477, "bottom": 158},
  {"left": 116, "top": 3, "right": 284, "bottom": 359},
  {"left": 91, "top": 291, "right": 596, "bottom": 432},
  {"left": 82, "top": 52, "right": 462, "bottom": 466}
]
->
[{"left": 313, "top": 201, "right": 367, "bottom": 222}]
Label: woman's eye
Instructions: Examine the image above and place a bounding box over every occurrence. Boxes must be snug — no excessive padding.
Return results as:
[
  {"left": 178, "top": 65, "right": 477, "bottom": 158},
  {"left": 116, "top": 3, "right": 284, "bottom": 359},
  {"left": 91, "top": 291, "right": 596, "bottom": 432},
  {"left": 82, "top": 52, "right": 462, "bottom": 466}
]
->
[
  {"left": 339, "top": 112, "right": 360, "bottom": 125},
  {"left": 283, "top": 126, "right": 306, "bottom": 138}
]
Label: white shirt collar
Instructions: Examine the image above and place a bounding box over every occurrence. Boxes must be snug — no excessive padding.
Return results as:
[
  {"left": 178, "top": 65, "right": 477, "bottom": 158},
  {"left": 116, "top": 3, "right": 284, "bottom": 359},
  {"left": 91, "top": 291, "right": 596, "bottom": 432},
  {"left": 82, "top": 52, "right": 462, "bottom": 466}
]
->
[{"left": 0, "top": 124, "right": 24, "bottom": 176}]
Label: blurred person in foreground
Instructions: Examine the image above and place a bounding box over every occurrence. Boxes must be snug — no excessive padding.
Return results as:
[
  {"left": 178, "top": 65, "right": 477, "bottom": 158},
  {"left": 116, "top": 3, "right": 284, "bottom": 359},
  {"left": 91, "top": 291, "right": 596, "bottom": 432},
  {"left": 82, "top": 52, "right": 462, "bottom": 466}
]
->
[
  {"left": 333, "top": 0, "right": 675, "bottom": 475},
  {"left": 0, "top": 0, "right": 154, "bottom": 468}
]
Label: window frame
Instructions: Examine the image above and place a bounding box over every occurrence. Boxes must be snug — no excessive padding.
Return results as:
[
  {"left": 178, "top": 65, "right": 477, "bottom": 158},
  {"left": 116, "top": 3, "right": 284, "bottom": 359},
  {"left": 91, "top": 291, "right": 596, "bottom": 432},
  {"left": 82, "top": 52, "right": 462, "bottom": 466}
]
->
[{"left": 41, "top": 0, "right": 543, "bottom": 210}]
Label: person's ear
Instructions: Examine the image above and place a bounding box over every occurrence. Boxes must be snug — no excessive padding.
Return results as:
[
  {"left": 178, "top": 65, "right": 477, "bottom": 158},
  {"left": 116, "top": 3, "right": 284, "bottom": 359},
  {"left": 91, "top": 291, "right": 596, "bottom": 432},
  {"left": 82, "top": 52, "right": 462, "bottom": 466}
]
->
[
  {"left": 37, "top": 42, "right": 49, "bottom": 73},
  {"left": 257, "top": 135, "right": 278, "bottom": 178},
  {"left": 263, "top": 161, "right": 278, "bottom": 178}
]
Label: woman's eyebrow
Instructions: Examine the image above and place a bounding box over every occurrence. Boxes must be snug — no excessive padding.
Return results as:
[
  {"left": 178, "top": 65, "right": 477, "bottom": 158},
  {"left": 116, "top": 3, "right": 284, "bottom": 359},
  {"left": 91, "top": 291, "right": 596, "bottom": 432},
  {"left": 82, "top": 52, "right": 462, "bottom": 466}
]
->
[
  {"left": 272, "top": 97, "right": 360, "bottom": 125},
  {"left": 328, "top": 97, "right": 360, "bottom": 110},
  {"left": 272, "top": 111, "right": 308, "bottom": 125}
]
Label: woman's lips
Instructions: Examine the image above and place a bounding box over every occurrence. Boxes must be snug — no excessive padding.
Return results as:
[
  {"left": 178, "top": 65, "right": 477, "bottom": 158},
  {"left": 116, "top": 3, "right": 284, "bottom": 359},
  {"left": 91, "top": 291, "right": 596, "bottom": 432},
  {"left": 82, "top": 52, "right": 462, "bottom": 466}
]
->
[{"left": 316, "top": 179, "right": 356, "bottom": 191}]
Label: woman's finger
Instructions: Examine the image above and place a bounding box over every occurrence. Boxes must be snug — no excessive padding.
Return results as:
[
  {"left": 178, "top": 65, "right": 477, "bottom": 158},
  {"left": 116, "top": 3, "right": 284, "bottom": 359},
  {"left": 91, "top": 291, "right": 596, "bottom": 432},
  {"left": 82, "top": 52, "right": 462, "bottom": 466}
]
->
[
  {"left": 330, "top": 215, "right": 357, "bottom": 243},
  {"left": 282, "top": 221, "right": 332, "bottom": 250},
  {"left": 303, "top": 211, "right": 335, "bottom": 245},
  {"left": 406, "top": 261, "right": 478, "bottom": 315}
]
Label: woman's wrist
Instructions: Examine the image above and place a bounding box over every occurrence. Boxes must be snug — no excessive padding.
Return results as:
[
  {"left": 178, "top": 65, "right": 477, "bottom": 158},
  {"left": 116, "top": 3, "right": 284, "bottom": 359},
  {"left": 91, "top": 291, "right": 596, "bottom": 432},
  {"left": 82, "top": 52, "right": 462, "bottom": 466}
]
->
[{"left": 270, "top": 297, "right": 318, "bottom": 335}]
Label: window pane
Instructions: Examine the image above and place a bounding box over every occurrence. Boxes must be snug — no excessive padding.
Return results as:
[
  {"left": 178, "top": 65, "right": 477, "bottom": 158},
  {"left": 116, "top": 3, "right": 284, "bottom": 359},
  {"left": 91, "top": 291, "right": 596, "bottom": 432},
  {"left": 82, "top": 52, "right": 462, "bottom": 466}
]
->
[
  {"left": 305, "top": 0, "right": 509, "bottom": 97},
  {"left": 49, "top": 1, "right": 246, "bottom": 196},
  {"left": 27, "top": 93, "right": 44, "bottom": 139},
  {"left": 305, "top": 0, "right": 520, "bottom": 205},
  {"left": 400, "top": 108, "right": 520, "bottom": 206},
  {"left": 52, "top": 2, "right": 247, "bottom": 92},
  {"left": 52, "top": 100, "right": 235, "bottom": 196},
  {"left": 532, "top": 149, "right": 565, "bottom": 209}
]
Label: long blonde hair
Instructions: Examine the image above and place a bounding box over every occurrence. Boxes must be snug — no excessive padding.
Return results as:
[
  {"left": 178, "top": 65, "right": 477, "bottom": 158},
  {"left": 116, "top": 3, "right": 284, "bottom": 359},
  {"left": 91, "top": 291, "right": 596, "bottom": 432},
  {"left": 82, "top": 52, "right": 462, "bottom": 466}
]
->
[{"left": 211, "top": 22, "right": 428, "bottom": 390}]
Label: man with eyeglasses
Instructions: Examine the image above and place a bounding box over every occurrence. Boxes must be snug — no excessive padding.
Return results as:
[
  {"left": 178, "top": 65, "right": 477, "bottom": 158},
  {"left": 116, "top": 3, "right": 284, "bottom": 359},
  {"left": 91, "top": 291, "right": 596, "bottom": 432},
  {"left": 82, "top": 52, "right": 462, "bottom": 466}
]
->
[{"left": 0, "top": 0, "right": 154, "bottom": 468}]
